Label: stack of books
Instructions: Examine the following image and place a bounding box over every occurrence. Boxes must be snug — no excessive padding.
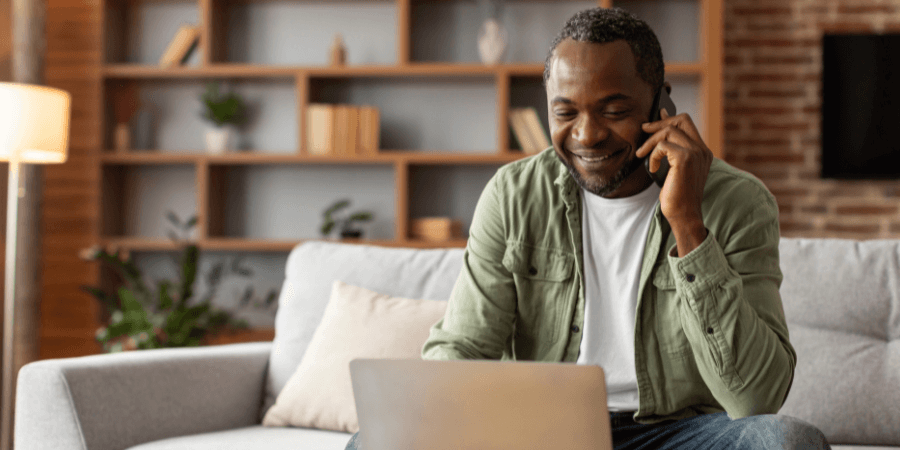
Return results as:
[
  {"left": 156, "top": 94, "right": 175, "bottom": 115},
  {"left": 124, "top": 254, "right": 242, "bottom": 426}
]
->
[
  {"left": 306, "top": 104, "right": 380, "bottom": 156},
  {"left": 509, "top": 107, "right": 551, "bottom": 154},
  {"left": 159, "top": 25, "right": 201, "bottom": 68}
]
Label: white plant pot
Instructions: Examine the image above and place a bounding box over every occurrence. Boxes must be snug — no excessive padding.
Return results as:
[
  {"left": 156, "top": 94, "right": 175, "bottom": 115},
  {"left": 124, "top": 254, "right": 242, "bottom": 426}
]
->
[
  {"left": 205, "top": 126, "right": 233, "bottom": 154},
  {"left": 477, "top": 18, "right": 508, "bottom": 65}
]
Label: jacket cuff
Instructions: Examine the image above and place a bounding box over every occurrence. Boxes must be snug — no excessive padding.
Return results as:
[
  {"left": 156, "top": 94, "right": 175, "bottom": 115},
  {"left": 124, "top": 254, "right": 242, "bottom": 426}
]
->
[{"left": 666, "top": 230, "right": 732, "bottom": 299}]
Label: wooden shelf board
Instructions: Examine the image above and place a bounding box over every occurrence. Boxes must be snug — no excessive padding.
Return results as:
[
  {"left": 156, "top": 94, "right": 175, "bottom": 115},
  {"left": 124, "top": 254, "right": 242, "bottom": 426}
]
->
[
  {"left": 103, "top": 62, "right": 701, "bottom": 79},
  {"left": 100, "top": 151, "right": 528, "bottom": 165}
]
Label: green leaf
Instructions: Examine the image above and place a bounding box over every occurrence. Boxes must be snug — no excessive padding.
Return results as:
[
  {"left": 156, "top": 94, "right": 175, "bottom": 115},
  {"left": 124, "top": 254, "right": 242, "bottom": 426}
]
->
[
  {"left": 348, "top": 212, "right": 373, "bottom": 223},
  {"left": 178, "top": 245, "right": 199, "bottom": 306},
  {"left": 184, "top": 215, "right": 198, "bottom": 230},
  {"left": 166, "top": 211, "right": 181, "bottom": 227},
  {"left": 158, "top": 281, "right": 173, "bottom": 310},
  {"left": 320, "top": 220, "right": 335, "bottom": 236},
  {"left": 324, "top": 199, "right": 350, "bottom": 217}
]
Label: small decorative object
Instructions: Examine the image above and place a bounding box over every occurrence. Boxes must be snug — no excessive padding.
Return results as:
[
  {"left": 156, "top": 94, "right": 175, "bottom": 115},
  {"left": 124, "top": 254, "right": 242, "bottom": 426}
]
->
[
  {"left": 477, "top": 18, "right": 507, "bottom": 64},
  {"left": 81, "top": 212, "right": 277, "bottom": 352},
  {"left": 476, "top": 0, "right": 506, "bottom": 64},
  {"left": 200, "top": 82, "right": 246, "bottom": 154},
  {"left": 321, "top": 199, "right": 374, "bottom": 239},
  {"left": 410, "top": 217, "right": 463, "bottom": 242},
  {"left": 112, "top": 82, "right": 140, "bottom": 153},
  {"left": 330, "top": 34, "right": 347, "bottom": 66}
]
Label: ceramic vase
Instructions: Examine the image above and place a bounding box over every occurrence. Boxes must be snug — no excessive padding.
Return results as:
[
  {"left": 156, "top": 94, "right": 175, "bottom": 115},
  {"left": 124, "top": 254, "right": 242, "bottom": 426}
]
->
[
  {"left": 477, "top": 18, "right": 507, "bottom": 65},
  {"left": 205, "top": 125, "right": 233, "bottom": 154}
]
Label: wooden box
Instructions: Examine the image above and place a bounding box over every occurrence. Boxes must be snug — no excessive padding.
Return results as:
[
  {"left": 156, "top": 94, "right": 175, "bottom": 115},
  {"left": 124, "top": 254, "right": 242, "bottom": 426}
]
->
[{"left": 410, "top": 217, "right": 463, "bottom": 241}]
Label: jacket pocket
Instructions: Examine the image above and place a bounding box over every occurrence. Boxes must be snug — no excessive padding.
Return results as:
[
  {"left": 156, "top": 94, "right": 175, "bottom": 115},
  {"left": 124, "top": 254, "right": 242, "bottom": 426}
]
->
[
  {"left": 652, "top": 262, "right": 690, "bottom": 355},
  {"left": 502, "top": 243, "right": 574, "bottom": 344}
]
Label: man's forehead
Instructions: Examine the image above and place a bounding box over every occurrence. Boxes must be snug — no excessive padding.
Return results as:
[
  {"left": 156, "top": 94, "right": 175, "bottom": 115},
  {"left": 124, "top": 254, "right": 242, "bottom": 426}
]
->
[{"left": 547, "top": 39, "right": 647, "bottom": 98}]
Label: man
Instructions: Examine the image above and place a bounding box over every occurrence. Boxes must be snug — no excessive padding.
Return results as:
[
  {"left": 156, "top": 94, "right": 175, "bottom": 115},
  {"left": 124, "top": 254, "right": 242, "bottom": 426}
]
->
[{"left": 346, "top": 7, "right": 829, "bottom": 449}]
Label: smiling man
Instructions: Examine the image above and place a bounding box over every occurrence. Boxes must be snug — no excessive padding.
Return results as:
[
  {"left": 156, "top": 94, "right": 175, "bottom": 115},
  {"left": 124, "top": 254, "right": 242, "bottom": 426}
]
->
[{"left": 345, "top": 7, "right": 830, "bottom": 450}]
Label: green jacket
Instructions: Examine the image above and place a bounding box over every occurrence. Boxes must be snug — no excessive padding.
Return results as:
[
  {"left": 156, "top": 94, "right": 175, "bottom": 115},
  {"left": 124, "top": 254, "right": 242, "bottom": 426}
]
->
[{"left": 422, "top": 148, "right": 796, "bottom": 423}]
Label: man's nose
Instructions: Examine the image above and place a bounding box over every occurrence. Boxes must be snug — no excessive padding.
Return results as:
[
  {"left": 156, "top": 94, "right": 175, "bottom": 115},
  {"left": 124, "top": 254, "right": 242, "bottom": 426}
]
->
[{"left": 572, "top": 114, "right": 610, "bottom": 148}]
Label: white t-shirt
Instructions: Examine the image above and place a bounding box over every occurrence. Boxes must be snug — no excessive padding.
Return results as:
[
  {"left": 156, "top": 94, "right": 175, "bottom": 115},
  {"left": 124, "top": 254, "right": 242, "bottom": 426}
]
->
[{"left": 576, "top": 183, "right": 660, "bottom": 412}]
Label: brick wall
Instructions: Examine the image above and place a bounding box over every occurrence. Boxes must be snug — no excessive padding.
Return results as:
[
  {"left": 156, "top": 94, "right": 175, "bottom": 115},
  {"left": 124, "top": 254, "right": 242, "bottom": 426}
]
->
[{"left": 724, "top": 0, "right": 900, "bottom": 239}]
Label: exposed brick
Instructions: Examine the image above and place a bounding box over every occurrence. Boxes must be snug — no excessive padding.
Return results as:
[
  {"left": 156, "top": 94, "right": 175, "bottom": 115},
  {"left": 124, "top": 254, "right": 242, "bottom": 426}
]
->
[
  {"left": 725, "top": 55, "right": 743, "bottom": 65},
  {"left": 819, "top": 22, "right": 875, "bottom": 33},
  {"left": 801, "top": 205, "right": 827, "bottom": 214},
  {"left": 727, "top": 38, "right": 819, "bottom": 49},
  {"left": 745, "top": 22, "right": 799, "bottom": 32},
  {"left": 747, "top": 89, "right": 806, "bottom": 99},
  {"left": 730, "top": 138, "right": 793, "bottom": 147},
  {"left": 834, "top": 205, "right": 899, "bottom": 215},
  {"left": 744, "top": 154, "right": 805, "bottom": 164},
  {"left": 823, "top": 223, "right": 881, "bottom": 234},
  {"left": 733, "top": 7, "right": 792, "bottom": 15},
  {"left": 837, "top": 4, "right": 894, "bottom": 14},
  {"left": 891, "top": 223, "right": 900, "bottom": 233},
  {"left": 779, "top": 220, "right": 815, "bottom": 233},
  {"left": 752, "top": 55, "right": 815, "bottom": 65},
  {"left": 725, "top": 106, "right": 794, "bottom": 115},
  {"left": 769, "top": 187, "right": 811, "bottom": 199},
  {"left": 749, "top": 121, "right": 811, "bottom": 131},
  {"left": 778, "top": 204, "right": 794, "bottom": 215},
  {"left": 737, "top": 73, "right": 819, "bottom": 83}
]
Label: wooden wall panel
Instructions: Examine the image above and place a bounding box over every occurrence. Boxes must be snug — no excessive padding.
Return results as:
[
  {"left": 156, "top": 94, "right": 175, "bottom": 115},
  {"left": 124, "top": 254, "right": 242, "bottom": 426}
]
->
[{"left": 41, "top": 0, "right": 102, "bottom": 358}]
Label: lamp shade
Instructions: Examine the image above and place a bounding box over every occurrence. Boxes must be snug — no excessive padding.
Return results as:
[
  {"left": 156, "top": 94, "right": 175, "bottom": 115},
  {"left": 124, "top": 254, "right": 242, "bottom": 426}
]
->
[{"left": 0, "top": 82, "right": 70, "bottom": 164}]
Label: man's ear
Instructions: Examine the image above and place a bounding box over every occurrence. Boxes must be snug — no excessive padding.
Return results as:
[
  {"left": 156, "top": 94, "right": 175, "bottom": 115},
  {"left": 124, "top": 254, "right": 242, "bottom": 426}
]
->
[{"left": 663, "top": 81, "right": 672, "bottom": 95}]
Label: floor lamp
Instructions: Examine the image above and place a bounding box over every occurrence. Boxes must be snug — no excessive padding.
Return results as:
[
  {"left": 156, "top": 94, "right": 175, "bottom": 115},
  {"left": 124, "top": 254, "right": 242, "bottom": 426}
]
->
[{"left": 0, "top": 82, "right": 71, "bottom": 450}]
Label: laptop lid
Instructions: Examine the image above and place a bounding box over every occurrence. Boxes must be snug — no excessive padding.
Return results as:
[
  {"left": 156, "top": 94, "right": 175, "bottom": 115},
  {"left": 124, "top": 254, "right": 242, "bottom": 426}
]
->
[{"left": 349, "top": 359, "right": 612, "bottom": 450}]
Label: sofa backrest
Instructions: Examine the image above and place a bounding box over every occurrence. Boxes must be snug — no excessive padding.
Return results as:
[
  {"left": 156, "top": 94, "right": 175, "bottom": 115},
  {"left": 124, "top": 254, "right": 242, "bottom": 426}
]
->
[
  {"left": 778, "top": 237, "right": 900, "bottom": 446},
  {"left": 261, "top": 241, "right": 465, "bottom": 417}
]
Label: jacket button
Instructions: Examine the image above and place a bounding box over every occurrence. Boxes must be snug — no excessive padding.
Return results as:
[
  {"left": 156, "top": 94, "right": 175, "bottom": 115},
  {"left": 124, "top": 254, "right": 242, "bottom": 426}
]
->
[
  {"left": 686, "top": 274, "right": 696, "bottom": 282},
  {"left": 706, "top": 327, "right": 714, "bottom": 334},
  {"left": 571, "top": 325, "right": 580, "bottom": 333},
  {"left": 528, "top": 267, "right": 538, "bottom": 275}
]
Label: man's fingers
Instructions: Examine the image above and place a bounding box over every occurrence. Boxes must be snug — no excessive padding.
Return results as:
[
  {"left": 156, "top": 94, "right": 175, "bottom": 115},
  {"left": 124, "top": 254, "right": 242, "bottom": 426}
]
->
[
  {"left": 649, "top": 141, "right": 686, "bottom": 173},
  {"left": 636, "top": 125, "right": 693, "bottom": 158}
]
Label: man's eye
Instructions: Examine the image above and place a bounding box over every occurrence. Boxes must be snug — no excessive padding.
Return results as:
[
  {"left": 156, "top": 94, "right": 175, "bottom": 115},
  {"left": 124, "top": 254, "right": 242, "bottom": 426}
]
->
[
  {"left": 605, "top": 110, "right": 629, "bottom": 117},
  {"left": 554, "top": 111, "right": 575, "bottom": 118}
]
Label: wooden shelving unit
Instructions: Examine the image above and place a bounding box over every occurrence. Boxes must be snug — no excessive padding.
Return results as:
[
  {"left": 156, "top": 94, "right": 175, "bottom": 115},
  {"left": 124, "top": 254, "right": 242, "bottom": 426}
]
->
[{"left": 89, "top": 0, "right": 723, "bottom": 343}]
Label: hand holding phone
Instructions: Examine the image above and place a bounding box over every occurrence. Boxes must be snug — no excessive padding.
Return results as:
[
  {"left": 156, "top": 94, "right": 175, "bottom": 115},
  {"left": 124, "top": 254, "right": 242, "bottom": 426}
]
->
[{"left": 643, "top": 87, "right": 677, "bottom": 187}]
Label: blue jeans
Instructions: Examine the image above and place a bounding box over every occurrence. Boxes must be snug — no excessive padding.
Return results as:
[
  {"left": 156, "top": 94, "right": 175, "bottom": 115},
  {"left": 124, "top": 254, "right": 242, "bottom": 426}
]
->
[{"left": 344, "top": 411, "right": 830, "bottom": 449}]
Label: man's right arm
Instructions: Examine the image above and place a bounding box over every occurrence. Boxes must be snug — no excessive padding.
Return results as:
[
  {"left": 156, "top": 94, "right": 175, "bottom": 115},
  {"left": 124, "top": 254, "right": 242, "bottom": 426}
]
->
[{"left": 422, "top": 174, "right": 517, "bottom": 360}]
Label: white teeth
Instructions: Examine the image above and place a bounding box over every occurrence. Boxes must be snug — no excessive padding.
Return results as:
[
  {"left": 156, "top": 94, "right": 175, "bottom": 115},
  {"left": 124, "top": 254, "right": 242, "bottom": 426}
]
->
[{"left": 579, "top": 155, "right": 610, "bottom": 162}]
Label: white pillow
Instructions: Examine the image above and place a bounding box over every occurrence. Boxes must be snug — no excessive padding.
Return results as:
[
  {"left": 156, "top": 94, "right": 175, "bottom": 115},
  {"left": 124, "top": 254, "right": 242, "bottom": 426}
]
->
[{"left": 261, "top": 280, "right": 448, "bottom": 433}]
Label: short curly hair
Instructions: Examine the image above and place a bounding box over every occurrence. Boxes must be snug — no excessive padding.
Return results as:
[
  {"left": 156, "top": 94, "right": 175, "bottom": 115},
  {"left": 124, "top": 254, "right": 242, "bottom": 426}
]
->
[{"left": 544, "top": 7, "right": 664, "bottom": 91}]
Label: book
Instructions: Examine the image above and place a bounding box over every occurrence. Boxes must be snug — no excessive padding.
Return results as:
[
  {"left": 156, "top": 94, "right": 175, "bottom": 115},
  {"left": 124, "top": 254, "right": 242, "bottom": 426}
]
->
[
  {"left": 509, "top": 108, "right": 538, "bottom": 153},
  {"left": 346, "top": 106, "right": 360, "bottom": 156},
  {"left": 358, "top": 106, "right": 380, "bottom": 155},
  {"left": 520, "top": 107, "right": 551, "bottom": 152},
  {"left": 410, "top": 217, "right": 463, "bottom": 241},
  {"left": 306, "top": 104, "right": 334, "bottom": 155},
  {"left": 159, "top": 25, "right": 201, "bottom": 68},
  {"left": 333, "top": 105, "right": 351, "bottom": 156}
]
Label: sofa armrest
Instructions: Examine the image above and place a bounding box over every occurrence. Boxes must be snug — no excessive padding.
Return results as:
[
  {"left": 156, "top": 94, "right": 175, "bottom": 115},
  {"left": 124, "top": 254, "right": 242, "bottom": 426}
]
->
[{"left": 15, "top": 342, "right": 272, "bottom": 450}]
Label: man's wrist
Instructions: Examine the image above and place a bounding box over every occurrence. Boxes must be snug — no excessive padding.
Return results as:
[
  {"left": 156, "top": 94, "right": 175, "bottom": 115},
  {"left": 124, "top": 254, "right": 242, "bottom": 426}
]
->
[{"left": 670, "top": 218, "right": 708, "bottom": 257}]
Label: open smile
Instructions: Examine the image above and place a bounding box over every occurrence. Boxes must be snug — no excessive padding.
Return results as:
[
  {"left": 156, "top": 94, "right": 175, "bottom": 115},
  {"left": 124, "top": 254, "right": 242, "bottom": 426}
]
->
[{"left": 575, "top": 149, "right": 626, "bottom": 164}]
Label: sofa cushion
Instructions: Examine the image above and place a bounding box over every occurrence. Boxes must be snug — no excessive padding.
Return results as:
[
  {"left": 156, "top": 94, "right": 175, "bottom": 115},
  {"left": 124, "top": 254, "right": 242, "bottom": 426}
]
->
[
  {"left": 262, "top": 242, "right": 464, "bottom": 417},
  {"left": 262, "top": 281, "right": 447, "bottom": 432},
  {"left": 778, "top": 238, "right": 900, "bottom": 446},
  {"left": 126, "top": 425, "right": 352, "bottom": 450}
]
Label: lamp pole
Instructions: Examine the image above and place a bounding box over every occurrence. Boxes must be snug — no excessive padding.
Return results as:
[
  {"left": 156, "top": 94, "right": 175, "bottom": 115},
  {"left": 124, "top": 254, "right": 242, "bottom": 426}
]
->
[{"left": 0, "top": 159, "right": 20, "bottom": 450}]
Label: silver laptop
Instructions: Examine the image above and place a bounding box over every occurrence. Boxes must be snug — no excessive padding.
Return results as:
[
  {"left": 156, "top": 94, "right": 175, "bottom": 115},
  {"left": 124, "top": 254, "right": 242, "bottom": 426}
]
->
[{"left": 349, "top": 359, "right": 613, "bottom": 450}]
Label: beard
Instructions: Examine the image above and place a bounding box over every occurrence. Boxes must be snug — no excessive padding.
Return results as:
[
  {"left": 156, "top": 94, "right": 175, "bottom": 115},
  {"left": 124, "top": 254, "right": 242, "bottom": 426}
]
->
[{"left": 556, "top": 149, "right": 644, "bottom": 197}]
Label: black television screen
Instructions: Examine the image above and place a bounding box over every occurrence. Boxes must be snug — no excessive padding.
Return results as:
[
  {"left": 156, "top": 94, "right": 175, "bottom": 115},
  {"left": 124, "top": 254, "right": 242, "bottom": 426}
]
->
[{"left": 822, "top": 34, "right": 900, "bottom": 179}]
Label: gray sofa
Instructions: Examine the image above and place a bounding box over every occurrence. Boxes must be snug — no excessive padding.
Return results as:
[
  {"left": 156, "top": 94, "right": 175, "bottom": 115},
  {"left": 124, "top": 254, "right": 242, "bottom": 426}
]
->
[{"left": 15, "top": 239, "right": 900, "bottom": 449}]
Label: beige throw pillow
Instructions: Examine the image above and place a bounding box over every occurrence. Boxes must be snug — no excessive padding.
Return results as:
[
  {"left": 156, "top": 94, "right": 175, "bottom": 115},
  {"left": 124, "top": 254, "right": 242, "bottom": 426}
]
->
[{"left": 262, "top": 280, "right": 448, "bottom": 433}]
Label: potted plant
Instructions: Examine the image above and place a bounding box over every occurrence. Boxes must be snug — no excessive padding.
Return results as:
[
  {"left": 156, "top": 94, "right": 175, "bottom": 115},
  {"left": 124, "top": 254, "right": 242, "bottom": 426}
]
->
[
  {"left": 200, "top": 82, "right": 246, "bottom": 154},
  {"left": 81, "top": 212, "right": 277, "bottom": 352},
  {"left": 320, "top": 199, "right": 374, "bottom": 239}
]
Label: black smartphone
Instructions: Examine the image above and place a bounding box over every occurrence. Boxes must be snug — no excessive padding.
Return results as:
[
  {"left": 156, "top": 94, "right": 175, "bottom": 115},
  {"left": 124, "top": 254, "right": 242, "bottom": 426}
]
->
[{"left": 643, "top": 87, "right": 677, "bottom": 187}]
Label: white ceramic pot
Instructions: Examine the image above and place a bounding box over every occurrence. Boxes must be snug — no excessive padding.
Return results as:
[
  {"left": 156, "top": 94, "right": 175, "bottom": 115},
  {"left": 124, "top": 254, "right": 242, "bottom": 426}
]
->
[
  {"left": 205, "top": 126, "right": 233, "bottom": 154},
  {"left": 477, "top": 18, "right": 507, "bottom": 65}
]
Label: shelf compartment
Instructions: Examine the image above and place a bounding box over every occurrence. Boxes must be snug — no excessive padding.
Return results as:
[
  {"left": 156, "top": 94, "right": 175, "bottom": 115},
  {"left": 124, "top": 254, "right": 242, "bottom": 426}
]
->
[
  {"left": 615, "top": 0, "right": 700, "bottom": 64},
  {"left": 206, "top": 164, "right": 396, "bottom": 241},
  {"left": 101, "top": 164, "right": 198, "bottom": 239},
  {"left": 508, "top": 75, "right": 550, "bottom": 153},
  {"left": 409, "top": 0, "right": 596, "bottom": 64},
  {"left": 104, "top": 78, "right": 298, "bottom": 154},
  {"left": 407, "top": 164, "right": 502, "bottom": 240},
  {"left": 309, "top": 76, "right": 498, "bottom": 153},
  {"left": 208, "top": 0, "right": 397, "bottom": 65},
  {"left": 105, "top": 0, "right": 201, "bottom": 65}
]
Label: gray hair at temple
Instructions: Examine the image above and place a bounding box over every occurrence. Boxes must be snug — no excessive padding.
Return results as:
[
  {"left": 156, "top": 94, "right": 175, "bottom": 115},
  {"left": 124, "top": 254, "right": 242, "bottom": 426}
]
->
[{"left": 543, "top": 7, "right": 665, "bottom": 92}]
